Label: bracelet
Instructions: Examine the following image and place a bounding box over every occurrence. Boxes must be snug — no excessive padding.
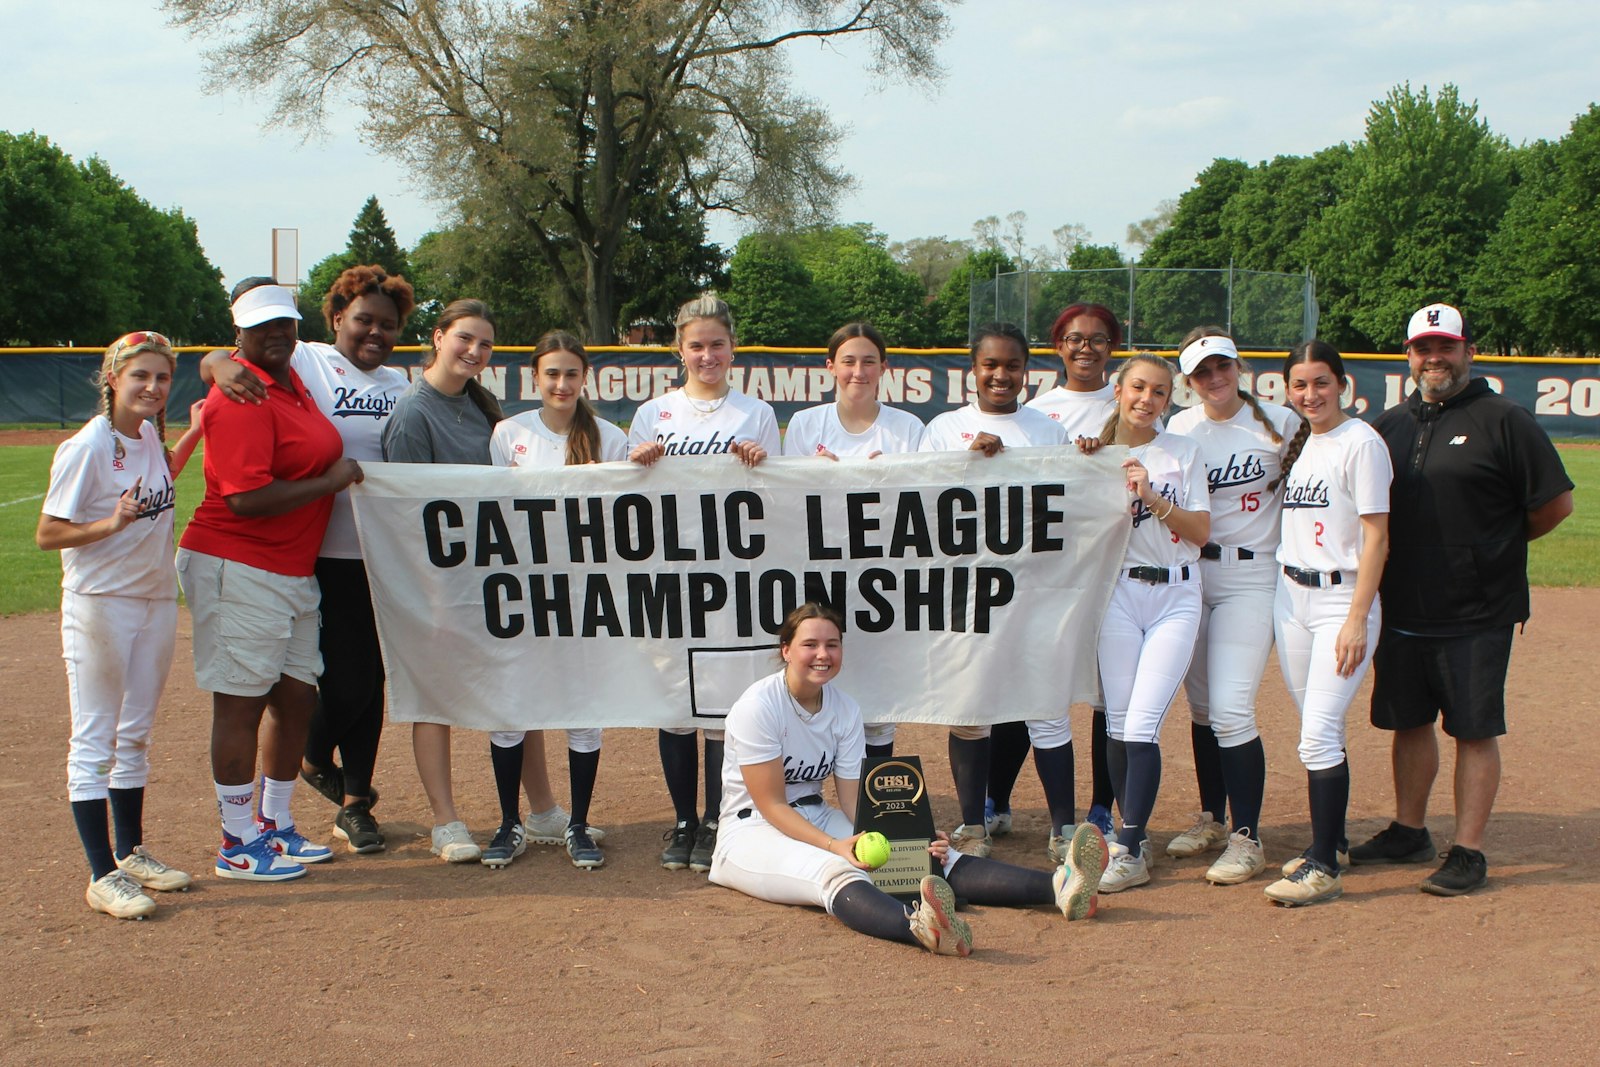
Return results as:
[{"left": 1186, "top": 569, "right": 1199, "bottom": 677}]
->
[{"left": 1156, "top": 498, "right": 1175, "bottom": 521}]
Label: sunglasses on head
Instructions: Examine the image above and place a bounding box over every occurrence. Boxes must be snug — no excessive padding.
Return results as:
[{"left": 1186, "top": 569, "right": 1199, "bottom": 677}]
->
[{"left": 108, "top": 331, "right": 174, "bottom": 358}]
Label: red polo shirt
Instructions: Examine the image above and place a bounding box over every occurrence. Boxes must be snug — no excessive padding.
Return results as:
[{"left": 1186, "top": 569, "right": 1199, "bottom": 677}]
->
[{"left": 180, "top": 357, "right": 345, "bottom": 576}]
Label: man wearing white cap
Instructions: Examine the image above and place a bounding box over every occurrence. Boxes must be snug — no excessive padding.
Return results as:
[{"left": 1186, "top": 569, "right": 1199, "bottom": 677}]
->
[{"left": 1355, "top": 302, "right": 1573, "bottom": 895}]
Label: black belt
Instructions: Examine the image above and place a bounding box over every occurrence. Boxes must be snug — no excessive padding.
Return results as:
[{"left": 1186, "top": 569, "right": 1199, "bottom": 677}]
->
[
  {"left": 1127, "top": 565, "right": 1190, "bottom": 584},
  {"left": 1201, "top": 544, "right": 1254, "bottom": 561},
  {"left": 736, "top": 793, "right": 825, "bottom": 820},
  {"left": 1283, "top": 564, "right": 1343, "bottom": 588}
]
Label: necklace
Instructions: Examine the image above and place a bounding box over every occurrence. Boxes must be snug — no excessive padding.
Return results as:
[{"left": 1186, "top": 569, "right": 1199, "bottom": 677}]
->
[
  {"left": 787, "top": 683, "right": 822, "bottom": 720},
  {"left": 687, "top": 392, "right": 728, "bottom": 416}
]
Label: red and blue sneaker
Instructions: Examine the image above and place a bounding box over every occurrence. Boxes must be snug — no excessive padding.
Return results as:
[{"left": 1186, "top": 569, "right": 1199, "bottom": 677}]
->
[
  {"left": 215, "top": 833, "right": 307, "bottom": 882},
  {"left": 257, "top": 817, "right": 335, "bottom": 864}
]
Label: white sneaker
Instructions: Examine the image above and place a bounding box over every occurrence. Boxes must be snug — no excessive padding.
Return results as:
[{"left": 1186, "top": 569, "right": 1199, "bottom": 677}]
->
[
  {"left": 1264, "top": 858, "right": 1342, "bottom": 906},
  {"left": 523, "top": 806, "right": 606, "bottom": 845},
  {"left": 86, "top": 870, "right": 156, "bottom": 920},
  {"left": 1100, "top": 839, "right": 1152, "bottom": 892},
  {"left": 1206, "top": 831, "right": 1266, "bottom": 885},
  {"left": 116, "top": 845, "right": 192, "bottom": 892},
  {"left": 1282, "top": 847, "right": 1351, "bottom": 877},
  {"left": 430, "top": 821, "right": 482, "bottom": 863},
  {"left": 950, "top": 823, "right": 993, "bottom": 859},
  {"left": 1167, "top": 812, "right": 1228, "bottom": 857},
  {"left": 909, "top": 875, "right": 972, "bottom": 957},
  {"left": 1053, "top": 824, "right": 1109, "bottom": 920}
]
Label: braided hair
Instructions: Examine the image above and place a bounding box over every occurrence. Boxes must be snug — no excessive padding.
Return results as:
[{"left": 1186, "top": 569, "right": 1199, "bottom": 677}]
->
[{"left": 1277, "top": 341, "right": 1346, "bottom": 488}]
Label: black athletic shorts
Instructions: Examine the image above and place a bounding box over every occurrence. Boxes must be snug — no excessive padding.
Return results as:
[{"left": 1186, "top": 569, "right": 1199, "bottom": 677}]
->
[{"left": 1369, "top": 626, "right": 1514, "bottom": 740}]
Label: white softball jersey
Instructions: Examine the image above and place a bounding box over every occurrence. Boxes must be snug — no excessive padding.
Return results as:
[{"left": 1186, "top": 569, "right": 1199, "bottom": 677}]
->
[
  {"left": 1122, "top": 432, "right": 1210, "bottom": 569},
  {"left": 291, "top": 341, "right": 409, "bottom": 560},
  {"left": 719, "top": 671, "right": 866, "bottom": 828},
  {"left": 1277, "top": 417, "right": 1393, "bottom": 574},
  {"left": 627, "top": 388, "right": 781, "bottom": 457},
  {"left": 1026, "top": 383, "right": 1116, "bottom": 441},
  {"left": 1168, "top": 401, "right": 1301, "bottom": 553},
  {"left": 919, "top": 403, "right": 1068, "bottom": 451},
  {"left": 44, "top": 415, "right": 177, "bottom": 599},
  {"left": 490, "top": 409, "right": 630, "bottom": 468},
  {"left": 782, "top": 402, "right": 925, "bottom": 457}
]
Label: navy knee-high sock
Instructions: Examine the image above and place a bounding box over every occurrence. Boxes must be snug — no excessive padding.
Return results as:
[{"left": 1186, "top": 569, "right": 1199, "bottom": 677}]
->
[
  {"left": 703, "top": 737, "right": 724, "bottom": 823},
  {"left": 1090, "top": 709, "right": 1116, "bottom": 811},
  {"left": 1219, "top": 737, "right": 1266, "bottom": 839},
  {"left": 946, "top": 854, "right": 1053, "bottom": 907},
  {"left": 987, "top": 721, "right": 1031, "bottom": 813},
  {"left": 831, "top": 881, "right": 918, "bottom": 945},
  {"left": 1191, "top": 722, "right": 1227, "bottom": 822},
  {"left": 658, "top": 730, "right": 698, "bottom": 825},
  {"left": 1118, "top": 741, "right": 1161, "bottom": 851},
  {"left": 1032, "top": 742, "right": 1076, "bottom": 831},
  {"left": 107, "top": 787, "right": 145, "bottom": 860},
  {"left": 489, "top": 740, "right": 525, "bottom": 824},
  {"left": 865, "top": 742, "right": 895, "bottom": 758},
  {"left": 568, "top": 748, "right": 600, "bottom": 827},
  {"left": 1307, "top": 761, "right": 1350, "bottom": 869},
  {"left": 1105, "top": 736, "right": 1129, "bottom": 813},
  {"left": 71, "top": 799, "right": 116, "bottom": 880},
  {"left": 947, "top": 735, "right": 990, "bottom": 828}
]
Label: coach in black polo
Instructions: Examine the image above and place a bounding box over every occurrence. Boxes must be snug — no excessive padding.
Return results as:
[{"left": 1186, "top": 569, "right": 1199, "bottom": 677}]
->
[{"left": 1352, "top": 302, "right": 1574, "bottom": 895}]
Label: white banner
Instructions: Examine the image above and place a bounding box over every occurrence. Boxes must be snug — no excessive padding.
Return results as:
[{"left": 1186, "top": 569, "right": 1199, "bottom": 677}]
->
[{"left": 351, "top": 449, "right": 1132, "bottom": 732}]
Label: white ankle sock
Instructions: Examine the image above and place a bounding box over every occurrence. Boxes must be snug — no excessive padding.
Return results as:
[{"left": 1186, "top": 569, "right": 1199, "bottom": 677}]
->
[
  {"left": 260, "top": 776, "right": 296, "bottom": 828},
  {"left": 216, "top": 782, "right": 257, "bottom": 843}
]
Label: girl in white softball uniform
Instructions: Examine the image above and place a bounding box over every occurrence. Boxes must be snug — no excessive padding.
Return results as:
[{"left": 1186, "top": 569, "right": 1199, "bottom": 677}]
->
[
  {"left": 920, "top": 323, "right": 1073, "bottom": 864},
  {"left": 1078, "top": 354, "right": 1211, "bottom": 893},
  {"left": 783, "top": 321, "right": 923, "bottom": 761},
  {"left": 38, "top": 331, "right": 203, "bottom": 919},
  {"left": 1263, "top": 342, "right": 1391, "bottom": 907},
  {"left": 709, "top": 603, "right": 1111, "bottom": 958},
  {"left": 490, "top": 331, "right": 629, "bottom": 870},
  {"left": 628, "top": 294, "right": 780, "bottom": 874},
  {"left": 1166, "top": 330, "right": 1302, "bottom": 885}
]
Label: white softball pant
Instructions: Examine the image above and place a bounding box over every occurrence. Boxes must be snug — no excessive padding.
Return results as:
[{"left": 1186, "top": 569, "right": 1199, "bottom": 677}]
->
[
  {"left": 1273, "top": 578, "right": 1381, "bottom": 771},
  {"left": 863, "top": 722, "right": 896, "bottom": 747},
  {"left": 947, "top": 719, "right": 1072, "bottom": 746},
  {"left": 1099, "top": 575, "right": 1203, "bottom": 744},
  {"left": 662, "top": 726, "right": 725, "bottom": 741},
  {"left": 709, "top": 803, "right": 870, "bottom": 913},
  {"left": 490, "top": 728, "right": 602, "bottom": 752},
  {"left": 60, "top": 591, "right": 177, "bottom": 801},
  {"left": 1183, "top": 556, "right": 1277, "bottom": 747}
]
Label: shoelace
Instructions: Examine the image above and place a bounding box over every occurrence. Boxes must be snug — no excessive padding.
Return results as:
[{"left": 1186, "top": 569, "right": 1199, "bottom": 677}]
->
[{"left": 105, "top": 871, "right": 145, "bottom": 900}]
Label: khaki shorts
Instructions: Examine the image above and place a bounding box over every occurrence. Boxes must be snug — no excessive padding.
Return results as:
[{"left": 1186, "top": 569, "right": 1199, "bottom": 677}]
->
[{"left": 177, "top": 549, "right": 321, "bottom": 697}]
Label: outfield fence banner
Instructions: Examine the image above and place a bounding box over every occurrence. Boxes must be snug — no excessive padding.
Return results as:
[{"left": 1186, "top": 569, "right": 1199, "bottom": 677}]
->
[
  {"left": 6, "top": 349, "right": 1600, "bottom": 438},
  {"left": 350, "top": 449, "right": 1131, "bottom": 732}
]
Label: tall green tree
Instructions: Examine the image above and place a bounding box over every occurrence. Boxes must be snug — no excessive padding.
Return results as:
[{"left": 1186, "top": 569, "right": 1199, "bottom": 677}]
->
[
  {"left": 296, "top": 196, "right": 420, "bottom": 342},
  {"left": 167, "top": 0, "right": 952, "bottom": 343},
  {"left": 1135, "top": 158, "right": 1251, "bottom": 346},
  {"left": 1318, "top": 83, "right": 1513, "bottom": 350},
  {"left": 725, "top": 233, "right": 831, "bottom": 346},
  {"left": 929, "top": 247, "right": 1016, "bottom": 347}
]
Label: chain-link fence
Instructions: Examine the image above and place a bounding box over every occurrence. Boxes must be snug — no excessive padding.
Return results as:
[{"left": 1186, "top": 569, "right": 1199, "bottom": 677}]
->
[{"left": 969, "top": 265, "right": 1318, "bottom": 349}]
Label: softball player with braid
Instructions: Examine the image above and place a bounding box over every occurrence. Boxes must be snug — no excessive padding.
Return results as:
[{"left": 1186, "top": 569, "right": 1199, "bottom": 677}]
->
[
  {"left": 1166, "top": 329, "right": 1301, "bottom": 884},
  {"left": 1024, "top": 303, "right": 1125, "bottom": 841},
  {"left": 1263, "top": 342, "right": 1391, "bottom": 907},
  {"left": 629, "top": 294, "right": 780, "bottom": 872},
  {"left": 920, "top": 323, "right": 1074, "bottom": 863},
  {"left": 39, "top": 332, "right": 202, "bottom": 919},
  {"left": 1079, "top": 353, "right": 1210, "bottom": 893},
  {"left": 491, "top": 331, "right": 628, "bottom": 868},
  {"left": 708, "top": 603, "right": 1110, "bottom": 958},
  {"left": 783, "top": 321, "right": 923, "bottom": 760}
]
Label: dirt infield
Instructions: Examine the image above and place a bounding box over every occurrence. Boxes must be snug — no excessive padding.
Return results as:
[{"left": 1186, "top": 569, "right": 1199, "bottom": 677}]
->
[{"left": 5, "top": 590, "right": 1598, "bottom": 1065}]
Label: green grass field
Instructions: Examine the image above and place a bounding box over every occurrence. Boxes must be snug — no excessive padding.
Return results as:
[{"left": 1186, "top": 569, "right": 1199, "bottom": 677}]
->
[{"left": 3, "top": 442, "right": 1596, "bottom": 616}]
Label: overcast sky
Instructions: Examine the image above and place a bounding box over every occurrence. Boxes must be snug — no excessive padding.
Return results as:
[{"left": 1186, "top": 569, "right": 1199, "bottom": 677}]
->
[{"left": 4, "top": 1, "right": 1597, "bottom": 290}]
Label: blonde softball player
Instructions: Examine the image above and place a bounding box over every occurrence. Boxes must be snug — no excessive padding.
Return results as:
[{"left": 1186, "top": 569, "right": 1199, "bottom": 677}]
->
[
  {"left": 490, "top": 331, "right": 628, "bottom": 869},
  {"left": 782, "top": 321, "right": 923, "bottom": 760},
  {"left": 1026, "top": 303, "right": 1125, "bottom": 841},
  {"left": 38, "top": 332, "right": 202, "bottom": 919},
  {"left": 1263, "top": 342, "right": 1391, "bottom": 907},
  {"left": 1079, "top": 354, "right": 1211, "bottom": 892},
  {"left": 1166, "top": 329, "right": 1302, "bottom": 885},
  {"left": 708, "top": 603, "right": 1110, "bottom": 958},
  {"left": 628, "top": 294, "right": 781, "bottom": 872}
]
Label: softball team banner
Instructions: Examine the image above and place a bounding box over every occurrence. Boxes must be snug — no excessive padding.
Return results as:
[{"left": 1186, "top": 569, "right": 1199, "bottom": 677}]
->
[{"left": 351, "top": 450, "right": 1132, "bottom": 733}]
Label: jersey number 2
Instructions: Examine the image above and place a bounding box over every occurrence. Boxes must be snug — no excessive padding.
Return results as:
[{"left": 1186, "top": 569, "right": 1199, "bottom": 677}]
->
[{"left": 1314, "top": 521, "right": 1325, "bottom": 547}]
